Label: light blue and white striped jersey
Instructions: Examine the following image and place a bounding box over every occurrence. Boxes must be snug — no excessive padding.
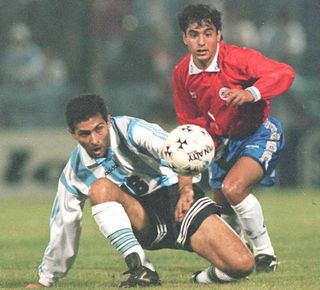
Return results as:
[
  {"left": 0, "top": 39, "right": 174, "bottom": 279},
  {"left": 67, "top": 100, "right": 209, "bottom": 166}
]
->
[
  {"left": 59, "top": 116, "right": 179, "bottom": 198},
  {"left": 38, "top": 116, "right": 201, "bottom": 287}
]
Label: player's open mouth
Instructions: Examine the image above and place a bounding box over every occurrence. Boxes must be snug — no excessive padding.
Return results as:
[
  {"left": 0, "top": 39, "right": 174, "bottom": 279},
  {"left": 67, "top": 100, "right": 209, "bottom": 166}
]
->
[
  {"left": 92, "top": 147, "right": 103, "bottom": 156},
  {"left": 196, "top": 49, "right": 208, "bottom": 56}
]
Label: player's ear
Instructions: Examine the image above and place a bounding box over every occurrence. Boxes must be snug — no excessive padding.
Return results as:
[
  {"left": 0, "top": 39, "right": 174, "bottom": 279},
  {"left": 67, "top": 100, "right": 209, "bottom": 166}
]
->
[
  {"left": 68, "top": 127, "right": 77, "bottom": 140},
  {"left": 217, "top": 30, "right": 222, "bottom": 42},
  {"left": 106, "top": 114, "right": 111, "bottom": 128},
  {"left": 182, "top": 32, "right": 188, "bottom": 46}
]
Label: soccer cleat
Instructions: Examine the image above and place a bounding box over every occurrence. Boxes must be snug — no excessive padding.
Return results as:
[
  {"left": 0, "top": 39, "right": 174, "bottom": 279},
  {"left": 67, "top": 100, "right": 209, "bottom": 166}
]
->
[
  {"left": 119, "top": 253, "right": 161, "bottom": 288},
  {"left": 255, "top": 254, "right": 278, "bottom": 274}
]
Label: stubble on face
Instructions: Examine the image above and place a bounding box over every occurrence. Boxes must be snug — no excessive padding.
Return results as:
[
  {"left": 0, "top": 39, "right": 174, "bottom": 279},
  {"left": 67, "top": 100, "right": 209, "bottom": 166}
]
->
[{"left": 71, "top": 114, "right": 111, "bottom": 159}]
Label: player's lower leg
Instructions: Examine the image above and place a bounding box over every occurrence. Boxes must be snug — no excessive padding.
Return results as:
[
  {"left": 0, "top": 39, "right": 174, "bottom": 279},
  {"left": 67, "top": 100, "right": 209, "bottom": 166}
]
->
[
  {"left": 231, "top": 194, "right": 278, "bottom": 272},
  {"left": 92, "top": 201, "right": 155, "bottom": 271}
]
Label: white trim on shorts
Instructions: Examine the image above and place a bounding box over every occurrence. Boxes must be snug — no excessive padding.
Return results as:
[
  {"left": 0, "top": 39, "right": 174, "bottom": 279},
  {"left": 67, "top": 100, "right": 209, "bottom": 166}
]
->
[{"left": 176, "top": 197, "right": 216, "bottom": 248}]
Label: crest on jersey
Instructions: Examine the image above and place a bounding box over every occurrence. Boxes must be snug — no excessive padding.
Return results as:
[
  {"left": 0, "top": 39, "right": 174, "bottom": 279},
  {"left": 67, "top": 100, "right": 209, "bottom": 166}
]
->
[{"left": 219, "top": 87, "right": 229, "bottom": 100}]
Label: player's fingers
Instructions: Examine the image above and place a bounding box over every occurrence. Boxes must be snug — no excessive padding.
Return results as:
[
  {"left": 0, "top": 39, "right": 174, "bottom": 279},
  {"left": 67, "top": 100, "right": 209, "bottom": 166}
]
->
[
  {"left": 231, "top": 94, "right": 246, "bottom": 106},
  {"left": 231, "top": 95, "right": 241, "bottom": 106},
  {"left": 25, "top": 283, "right": 45, "bottom": 288},
  {"left": 225, "top": 92, "right": 237, "bottom": 106},
  {"left": 175, "top": 204, "right": 183, "bottom": 221},
  {"left": 176, "top": 203, "right": 188, "bottom": 222}
]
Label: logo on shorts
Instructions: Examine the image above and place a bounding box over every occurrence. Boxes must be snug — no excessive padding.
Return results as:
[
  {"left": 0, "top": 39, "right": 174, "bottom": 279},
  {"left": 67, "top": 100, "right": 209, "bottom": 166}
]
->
[
  {"left": 266, "top": 141, "right": 277, "bottom": 153},
  {"left": 259, "top": 151, "right": 272, "bottom": 170}
]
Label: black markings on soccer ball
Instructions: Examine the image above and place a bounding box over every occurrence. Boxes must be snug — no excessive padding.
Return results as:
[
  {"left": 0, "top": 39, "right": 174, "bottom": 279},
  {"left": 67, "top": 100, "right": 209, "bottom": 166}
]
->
[
  {"left": 164, "top": 146, "right": 172, "bottom": 157},
  {"left": 177, "top": 138, "right": 188, "bottom": 149},
  {"left": 188, "top": 145, "right": 214, "bottom": 161},
  {"left": 181, "top": 125, "right": 193, "bottom": 132}
]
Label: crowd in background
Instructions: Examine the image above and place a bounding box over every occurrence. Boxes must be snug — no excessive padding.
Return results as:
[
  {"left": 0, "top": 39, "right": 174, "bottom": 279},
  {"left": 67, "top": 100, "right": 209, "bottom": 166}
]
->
[
  {"left": 0, "top": 0, "right": 319, "bottom": 187},
  {"left": 0, "top": 0, "right": 318, "bottom": 128}
]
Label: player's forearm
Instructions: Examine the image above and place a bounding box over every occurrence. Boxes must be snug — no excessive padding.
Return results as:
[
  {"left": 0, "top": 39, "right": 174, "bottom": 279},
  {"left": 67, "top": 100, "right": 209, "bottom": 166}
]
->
[
  {"left": 38, "top": 218, "right": 82, "bottom": 286},
  {"left": 178, "top": 175, "right": 193, "bottom": 192},
  {"left": 37, "top": 190, "right": 84, "bottom": 286}
]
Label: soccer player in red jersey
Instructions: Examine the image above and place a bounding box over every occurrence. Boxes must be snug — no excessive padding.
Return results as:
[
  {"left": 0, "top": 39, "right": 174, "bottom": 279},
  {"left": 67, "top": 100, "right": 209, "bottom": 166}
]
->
[{"left": 173, "top": 4, "right": 295, "bottom": 279}]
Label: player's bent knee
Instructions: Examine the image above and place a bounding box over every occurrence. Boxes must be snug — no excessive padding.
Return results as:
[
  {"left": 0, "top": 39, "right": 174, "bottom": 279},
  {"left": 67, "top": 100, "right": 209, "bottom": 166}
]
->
[
  {"left": 222, "top": 180, "right": 246, "bottom": 203},
  {"left": 227, "top": 253, "right": 255, "bottom": 278},
  {"left": 89, "top": 178, "right": 120, "bottom": 205}
]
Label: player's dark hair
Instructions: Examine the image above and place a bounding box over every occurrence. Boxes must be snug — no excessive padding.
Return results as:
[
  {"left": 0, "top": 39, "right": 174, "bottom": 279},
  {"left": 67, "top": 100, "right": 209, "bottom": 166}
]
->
[
  {"left": 65, "top": 94, "right": 109, "bottom": 132},
  {"left": 178, "top": 4, "right": 222, "bottom": 33}
]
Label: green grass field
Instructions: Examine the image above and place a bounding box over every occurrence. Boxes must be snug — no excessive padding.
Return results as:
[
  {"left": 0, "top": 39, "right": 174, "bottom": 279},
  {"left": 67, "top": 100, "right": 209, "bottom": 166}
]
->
[{"left": 0, "top": 188, "right": 319, "bottom": 290}]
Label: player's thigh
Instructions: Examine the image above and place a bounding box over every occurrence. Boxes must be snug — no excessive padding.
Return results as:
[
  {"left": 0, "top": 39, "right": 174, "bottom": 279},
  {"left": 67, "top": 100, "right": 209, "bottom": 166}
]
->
[
  {"left": 118, "top": 191, "right": 151, "bottom": 234},
  {"left": 90, "top": 178, "right": 150, "bottom": 233},
  {"left": 191, "top": 214, "right": 254, "bottom": 274}
]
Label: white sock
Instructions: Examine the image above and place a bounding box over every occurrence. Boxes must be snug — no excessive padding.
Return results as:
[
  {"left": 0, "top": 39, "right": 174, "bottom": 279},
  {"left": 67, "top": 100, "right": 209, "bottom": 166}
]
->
[
  {"left": 195, "top": 266, "right": 237, "bottom": 283},
  {"left": 232, "top": 194, "right": 274, "bottom": 256},
  {"left": 214, "top": 267, "right": 237, "bottom": 282},
  {"left": 92, "top": 201, "right": 155, "bottom": 271}
]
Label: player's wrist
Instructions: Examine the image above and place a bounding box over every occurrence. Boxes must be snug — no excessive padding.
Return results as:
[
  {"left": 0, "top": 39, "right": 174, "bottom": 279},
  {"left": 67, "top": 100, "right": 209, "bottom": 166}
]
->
[
  {"left": 245, "top": 86, "right": 261, "bottom": 102},
  {"left": 178, "top": 184, "right": 193, "bottom": 193}
]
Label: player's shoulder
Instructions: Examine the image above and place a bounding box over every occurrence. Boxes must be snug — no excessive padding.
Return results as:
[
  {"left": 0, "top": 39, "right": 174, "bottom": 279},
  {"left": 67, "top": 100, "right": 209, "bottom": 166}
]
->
[
  {"left": 111, "top": 115, "right": 148, "bottom": 137},
  {"left": 112, "top": 115, "right": 145, "bottom": 129},
  {"left": 220, "top": 41, "right": 262, "bottom": 65},
  {"left": 221, "top": 41, "right": 258, "bottom": 55},
  {"left": 173, "top": 53, "right": 190, "bottom": 74}
]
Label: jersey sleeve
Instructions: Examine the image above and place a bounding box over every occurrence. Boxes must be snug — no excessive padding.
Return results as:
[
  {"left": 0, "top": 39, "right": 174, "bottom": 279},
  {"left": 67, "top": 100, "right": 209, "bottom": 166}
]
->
[
  {"left": 233, "top": 47, "right": 295, "bottom": 100},
  {"left": 126, "top": 118, "right": 168, "bottom": 159},
  {"left": 37, "top": 165, "right": 86, "bottom": 287}
]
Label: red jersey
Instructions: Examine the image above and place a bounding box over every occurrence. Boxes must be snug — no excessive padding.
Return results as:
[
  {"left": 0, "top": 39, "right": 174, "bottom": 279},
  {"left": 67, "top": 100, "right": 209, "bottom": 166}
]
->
[{"left": 173, "top": 41, "right": 295, "bottom": 142}]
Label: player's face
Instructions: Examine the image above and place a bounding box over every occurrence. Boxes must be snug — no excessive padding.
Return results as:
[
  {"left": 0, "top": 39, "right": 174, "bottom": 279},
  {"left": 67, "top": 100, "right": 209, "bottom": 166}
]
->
[
  {"left": 70, "top": 113, "right": 111, "bottom": 158},
  {"left": 183, "top": 21, "right": 221, "bottom": 70}
]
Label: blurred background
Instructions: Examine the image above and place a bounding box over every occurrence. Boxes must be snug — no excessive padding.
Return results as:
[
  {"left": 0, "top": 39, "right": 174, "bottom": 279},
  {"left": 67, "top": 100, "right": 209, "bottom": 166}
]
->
[{"left": 0, "top": 0, "right": 319, "bottom": 193}]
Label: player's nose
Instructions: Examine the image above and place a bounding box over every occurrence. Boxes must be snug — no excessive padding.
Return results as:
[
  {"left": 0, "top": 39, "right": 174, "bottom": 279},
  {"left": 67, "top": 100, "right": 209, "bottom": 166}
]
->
[{"left": 90, "top": 132, "right": 100, "bottom": 145}]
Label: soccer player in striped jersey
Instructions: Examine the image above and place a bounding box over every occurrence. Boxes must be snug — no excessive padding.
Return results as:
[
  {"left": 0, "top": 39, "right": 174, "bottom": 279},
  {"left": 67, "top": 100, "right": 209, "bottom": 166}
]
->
[
  {"left": 173, "top": 4, "right": 295, "bottom": 278},
  {"left": 26, "top": 94, "right": 254, "bottom": 288}
]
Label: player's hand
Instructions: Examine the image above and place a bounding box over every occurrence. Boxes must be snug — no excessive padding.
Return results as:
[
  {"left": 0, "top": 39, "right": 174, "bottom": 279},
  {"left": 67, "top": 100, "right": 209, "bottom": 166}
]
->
[
  {"left": 224, "top": 89, "right": 254, "bottom": 106},
  {"left": 175, "top": 185, "right": 194, "bottom": 222},
  {"left": 25, "top": 282, "right": 46, "bottom": 288}
]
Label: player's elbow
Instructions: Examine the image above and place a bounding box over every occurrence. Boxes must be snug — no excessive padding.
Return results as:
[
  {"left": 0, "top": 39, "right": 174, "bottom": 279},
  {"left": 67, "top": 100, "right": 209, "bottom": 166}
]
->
[{"left": 282, "top": 64, "right": 296, "bottom": 87}]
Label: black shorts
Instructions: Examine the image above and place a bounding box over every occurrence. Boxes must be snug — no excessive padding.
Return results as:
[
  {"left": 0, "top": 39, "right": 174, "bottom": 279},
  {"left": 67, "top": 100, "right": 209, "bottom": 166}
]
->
[{"left": 135, "top": 183, "right": 220, "bottom": 252}]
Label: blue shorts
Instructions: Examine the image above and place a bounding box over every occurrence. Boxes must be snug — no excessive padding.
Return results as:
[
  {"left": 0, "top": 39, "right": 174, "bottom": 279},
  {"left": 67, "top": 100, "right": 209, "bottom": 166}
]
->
[{"left": 209, "top": 116, "right": 284, "bottom": 189}]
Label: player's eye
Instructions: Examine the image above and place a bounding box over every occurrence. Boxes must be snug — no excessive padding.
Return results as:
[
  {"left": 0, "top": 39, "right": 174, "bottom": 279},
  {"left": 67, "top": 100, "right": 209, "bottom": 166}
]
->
[
  {"left": 205, "top": 30, "right": 214, "bottom": 37},
  {"left": 79, "top": 131, "right": 90, "bottom": 137},
  {"left": 188, "top": 31, "right": 198, "bottom": 38},
  {"left": 95, "top": 125, "right": 104, "bottom": 133}
]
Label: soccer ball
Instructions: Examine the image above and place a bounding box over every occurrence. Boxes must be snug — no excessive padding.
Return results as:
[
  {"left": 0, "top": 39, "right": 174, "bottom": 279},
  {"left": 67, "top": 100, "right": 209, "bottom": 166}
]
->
[{"left": 163, "top": 124, "right": 215, "bottom": 175}]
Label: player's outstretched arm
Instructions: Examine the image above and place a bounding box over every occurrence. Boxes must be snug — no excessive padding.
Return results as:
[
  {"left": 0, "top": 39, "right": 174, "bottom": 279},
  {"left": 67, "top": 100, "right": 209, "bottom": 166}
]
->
[{"left": 25, "top": 282, "right": 45, "bottom": 288}]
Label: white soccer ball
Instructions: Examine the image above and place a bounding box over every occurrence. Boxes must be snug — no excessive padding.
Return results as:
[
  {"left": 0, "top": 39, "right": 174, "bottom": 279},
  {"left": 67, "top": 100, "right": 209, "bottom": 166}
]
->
[{"left": 163, "top": 124, "right": 215, "bottom": 175}]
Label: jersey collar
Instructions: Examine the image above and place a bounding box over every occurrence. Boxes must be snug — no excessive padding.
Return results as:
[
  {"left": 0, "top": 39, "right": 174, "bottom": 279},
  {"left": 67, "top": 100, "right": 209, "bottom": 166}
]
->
[{"left": 189, "top": 43, "right": 220, "bottom": 75}]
